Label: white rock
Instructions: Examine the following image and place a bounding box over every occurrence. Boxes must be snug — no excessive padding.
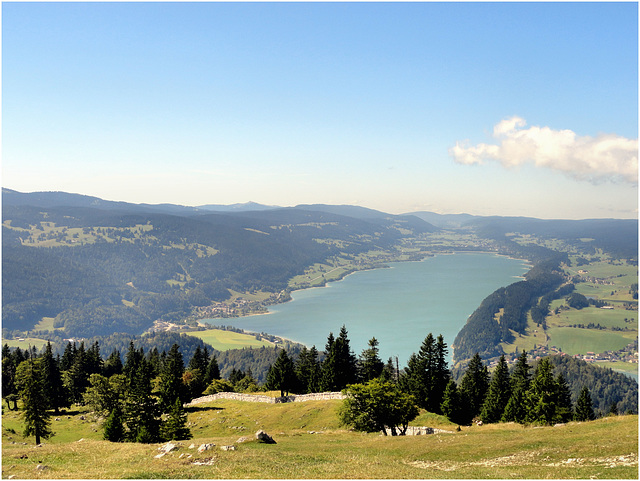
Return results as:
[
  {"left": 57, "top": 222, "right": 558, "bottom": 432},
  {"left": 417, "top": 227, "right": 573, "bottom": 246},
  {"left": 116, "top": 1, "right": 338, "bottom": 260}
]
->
[
  {"left": 198, "top": 443, "right": 215, "bottom": 453},
  {"left": 158, "top": 442, "right": 178, "bottom": 453}
]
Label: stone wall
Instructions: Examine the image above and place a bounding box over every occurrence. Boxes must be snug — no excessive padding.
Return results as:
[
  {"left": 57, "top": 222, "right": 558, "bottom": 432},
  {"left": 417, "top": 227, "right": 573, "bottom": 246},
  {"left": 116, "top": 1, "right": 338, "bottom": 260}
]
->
[{"left": 186, "top": 391, "right": 345, "bottom": 406}]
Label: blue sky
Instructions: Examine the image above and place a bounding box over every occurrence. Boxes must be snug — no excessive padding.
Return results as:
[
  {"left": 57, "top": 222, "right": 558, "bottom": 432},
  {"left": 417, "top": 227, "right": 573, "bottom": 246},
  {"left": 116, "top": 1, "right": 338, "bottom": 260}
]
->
[{"left": 2, "top": 1, "right": 638, "bottom": 218}]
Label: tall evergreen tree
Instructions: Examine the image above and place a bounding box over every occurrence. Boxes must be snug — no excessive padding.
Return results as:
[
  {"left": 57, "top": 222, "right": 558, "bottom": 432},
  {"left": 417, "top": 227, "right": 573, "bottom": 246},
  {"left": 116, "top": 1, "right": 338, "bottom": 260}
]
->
[
  {"left": 63, "top": 341, "right": 90, "bottom": 404},
  {"left": 440, "top": 379, "right": 465, "bottom": 425},
  {"left": 555, "top": 373, "right": 574, "bottom": 423},
  {"left": 480, "top": 355, "right": 511, "bottom": 423},
  {"left": 123, "top": 356, "right": 161, "bottom": 443},
  {"left": 161, "top": 398, "right": 192, "bottom": 441},
  {"left": 575, "top": 386, "right": 596, "bottom": 421},
  {"left": 59, "top": 342, "right": 76, "bottom": 372},
  {"left": 159, "top": 344, "right": 187, "bottom": 409},
  {"left": 188, "top": 346, "right": 207, "bottom": 373},
  {"left": 321, "top": 327, "right": 358, "bottom": 391},
  {"left": 16, "top": 358, "right": 52, "bottom": 445},
  {"left": 502, "top": 350, "right": 532, "bottom": 423},
  {"left": 40, "top": 342, "right": 68, "bottom": 414},
  {"left": 358, "top": 337, "right": 384, "bottom": 382},
  {"left": 525, "top": 357, "right": 559, "bottom": 425},
  {"left": 400, "top": 334, "right": 434, "bottom": 411},
  {"left": 103, "top": 349, "right": 123, "bottom": 377},
  {"left": 204, "top": 355, "right": 220, "bottom": 385},
  {"left": 103, "top": 405, "right": 125, "bottom": 442},
  {"left": 459, "top": 352, "right": 489, "bottom": 421},
  {"left": 295, "top": 346, "right": 321, "bottom": 393},
  {"left": 265, "top": 349, "right": 297, "bottom": 397},
  {"left": 431, "top": 335, "right": 451, "bottom": 413}
]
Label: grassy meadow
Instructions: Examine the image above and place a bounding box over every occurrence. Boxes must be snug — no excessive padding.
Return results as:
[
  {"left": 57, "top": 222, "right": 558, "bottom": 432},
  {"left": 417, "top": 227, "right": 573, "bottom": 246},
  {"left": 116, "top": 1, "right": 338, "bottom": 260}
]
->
[
  {"left": 2, "top": 398, "right": 638, "bottom": 479},
  {"left": 186, "top": 328, "right": 275, "bottom": 351}
]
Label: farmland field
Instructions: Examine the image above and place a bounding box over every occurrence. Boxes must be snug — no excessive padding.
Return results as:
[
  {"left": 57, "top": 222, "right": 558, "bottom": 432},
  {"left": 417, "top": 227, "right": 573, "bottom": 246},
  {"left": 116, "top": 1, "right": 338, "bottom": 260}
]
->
[
  {"left": 547, "top": 327, "right": 634, "bottom": 355},
  {"left": 186, "top": 328, "right": 275, "bottom": 351}
]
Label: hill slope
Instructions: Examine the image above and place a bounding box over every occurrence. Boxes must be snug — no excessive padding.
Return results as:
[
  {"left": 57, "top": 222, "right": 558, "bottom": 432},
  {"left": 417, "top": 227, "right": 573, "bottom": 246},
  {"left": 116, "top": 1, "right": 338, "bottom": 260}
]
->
[{"left": 1, "top": 399, "right": 637, "bottom": 479}]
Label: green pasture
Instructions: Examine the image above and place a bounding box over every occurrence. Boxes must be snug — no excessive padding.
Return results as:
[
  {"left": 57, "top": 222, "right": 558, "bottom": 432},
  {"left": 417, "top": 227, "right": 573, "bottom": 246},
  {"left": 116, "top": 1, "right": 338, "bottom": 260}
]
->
[
  {"left": 1, "top": 338, "right": 49, "bottom": 351},
  {"left": 552, "top": 306, "right": 637, "bottom": 330},
  {"left": 2, "top": 399, "right": 638, "bottom": 479},
  {"left": 186, "top": 328, "right": 274, "bottom": 351},
  {"left": 546, "top": 327, "right": 634, "bottom": 355}
]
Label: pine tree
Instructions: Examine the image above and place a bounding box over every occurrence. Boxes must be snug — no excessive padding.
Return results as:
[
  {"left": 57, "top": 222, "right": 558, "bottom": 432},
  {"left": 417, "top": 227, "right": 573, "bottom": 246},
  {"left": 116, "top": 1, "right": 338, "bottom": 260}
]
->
[
  {"left": 16, "top": 357, "right": 52, "bottom": 445},
  {"left": 295, "top": 346, "right": 321, "bottom": 393},
  {"left": 205, "top": 355, "right": 220, "bottom": 385},
  {"left": 502, "top": 350, "right": 531, "bottom": 423},
  {"left": 265, "top": 349, "right": 296, "bottom": 397},
  {"left": 103, "top": 349, "right": 123, "bottom": 377},
  {"left": 459, "top": 353, "right": 489, "bottom": 421},
  {"left": 320, "top": 327, "right": 359, "bottom": 392},
  {"left": 158, "top": 344, "right": 187, "bottom": 409},
  {"left": 63, "top": 342, "right": 90, "bottom": 405},
  {"left": 480, "top": 355, "right": 511, "bottom": 423},
  {"left": 358, "top": 337, "right": 384, "bottom": 382},
  {"left": 161, "top": 398, "right": 192, "bottom": 441},
  {"left": 123, "top": 357, "right": 161, "bottom": 443},
  {"left": 555, "top": 373, "right": 573, "bottom": 423},
  {"left": 333, "top": 325, "right": 358, "bottom": 389},
  {"left": 440, "top": 379, "right": 465, "bottom": 425},
  {"left": 399, "top": 334, "right": 434, "bottom": 411},
  {"left": 432, "top": 335, "right": 451, "bottom": 414},
  {"left": 575, "top": 386, "right": 596, "bottom": 421},
  {"left": 41, "top": 342, "right": 68, "bottom": 414},
  {"left": 103, "top": 405, "right": 125, "bottom": 442},
  {"left": 525, "top": 357, "right": 559, "bottom": 425}
]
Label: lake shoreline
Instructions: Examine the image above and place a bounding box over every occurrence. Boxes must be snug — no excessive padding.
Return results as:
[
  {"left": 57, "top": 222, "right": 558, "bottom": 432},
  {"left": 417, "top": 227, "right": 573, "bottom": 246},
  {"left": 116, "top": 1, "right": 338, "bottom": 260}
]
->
[{"left": 199, "top": 252, "right": 531, "bottom": 364}]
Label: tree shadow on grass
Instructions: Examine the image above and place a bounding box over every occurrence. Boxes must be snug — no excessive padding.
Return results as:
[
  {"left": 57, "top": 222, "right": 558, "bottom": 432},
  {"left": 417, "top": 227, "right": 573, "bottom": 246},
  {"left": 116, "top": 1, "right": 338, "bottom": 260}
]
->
[{"left": 185, "top": 405, "right": 225, "bottom": 413}]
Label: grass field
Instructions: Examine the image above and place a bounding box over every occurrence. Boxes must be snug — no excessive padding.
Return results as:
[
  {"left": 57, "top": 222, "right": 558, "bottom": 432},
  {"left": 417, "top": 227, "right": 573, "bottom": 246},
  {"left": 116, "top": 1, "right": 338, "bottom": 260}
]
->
[
  {"left": 1, "top": 338, "right": 49, "bottom": 351},
  {"left": 547, "top": 327, "right": 634, "bottom": 355},
  {"left": 186, "top": 328, "right": 275, "bottom": 351},
  {"left": 2, "top": 399, "right": 637, "bottom": 479}
]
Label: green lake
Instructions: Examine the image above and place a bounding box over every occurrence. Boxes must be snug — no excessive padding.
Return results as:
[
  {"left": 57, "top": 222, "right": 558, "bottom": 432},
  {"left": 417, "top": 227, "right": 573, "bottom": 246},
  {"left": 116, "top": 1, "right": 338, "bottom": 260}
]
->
[{"left": 204, "top": 253, "right": 529, "bottom": 365}]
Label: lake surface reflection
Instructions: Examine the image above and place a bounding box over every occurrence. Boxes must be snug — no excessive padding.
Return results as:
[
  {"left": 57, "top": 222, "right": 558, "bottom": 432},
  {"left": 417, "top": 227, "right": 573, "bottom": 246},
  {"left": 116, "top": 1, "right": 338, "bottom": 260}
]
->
[{"left": 203, "top": 253, "right": 529, "bottom": 365}]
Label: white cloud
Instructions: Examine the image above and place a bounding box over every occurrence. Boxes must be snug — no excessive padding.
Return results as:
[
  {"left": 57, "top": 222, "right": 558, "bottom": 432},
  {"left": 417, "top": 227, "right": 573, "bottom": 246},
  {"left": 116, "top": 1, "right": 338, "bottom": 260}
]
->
[{"left": 449, "top": 117, "right": 638, "bottom": 184}]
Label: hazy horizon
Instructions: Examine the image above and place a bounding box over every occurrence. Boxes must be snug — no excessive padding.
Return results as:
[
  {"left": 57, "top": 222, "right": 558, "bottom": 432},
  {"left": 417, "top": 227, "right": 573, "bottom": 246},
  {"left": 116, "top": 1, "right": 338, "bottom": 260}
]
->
[{"left": 2, "top": 2, "right": 637, "bottom": 220}]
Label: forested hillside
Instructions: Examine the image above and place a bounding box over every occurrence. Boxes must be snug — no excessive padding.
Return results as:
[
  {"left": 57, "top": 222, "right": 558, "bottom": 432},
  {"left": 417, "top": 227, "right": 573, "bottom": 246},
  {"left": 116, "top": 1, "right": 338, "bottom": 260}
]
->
[{"left": 2, "top": 190, "right": 435, "bottom": 337}]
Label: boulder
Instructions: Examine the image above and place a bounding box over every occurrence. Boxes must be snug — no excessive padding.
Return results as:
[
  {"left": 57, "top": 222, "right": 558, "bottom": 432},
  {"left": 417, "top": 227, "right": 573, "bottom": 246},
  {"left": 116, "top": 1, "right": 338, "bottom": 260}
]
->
[
  {"left": 220, "top": 445, "right": 236, "bottom": 451},
  {"left": 158, "top": 442, "right": 178, "bottom": 453},
  {"left": 255, "top": 430, "right": 276, "bottom": 444},
  {"left": 236, "top": 436, "right": 251, "bottom": 443},
  {"left": 197, "top": 443, "right": 215, "bottom": 453}
]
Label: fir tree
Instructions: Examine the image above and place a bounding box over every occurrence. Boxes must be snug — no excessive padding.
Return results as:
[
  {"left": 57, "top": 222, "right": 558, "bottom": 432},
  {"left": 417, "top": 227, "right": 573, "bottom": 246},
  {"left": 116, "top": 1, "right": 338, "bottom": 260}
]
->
[
  {"left": 103, "top": 349, "right": 123, "bottom": 377},
  {"left": 440, "top": 379, "right": 465, "bottom": 426},
  {"left": 123, "top": 356, "right": 161, "bottom": 443},
  {"left": 575, "top": 386, "right": 596, "bottom": 421},
  {"left": 103, "top": 405, "right": 125, "bottom": 442},
  {"left": 265, "top": 349, "right": 296, "bottom": 396},
  {"left": 358, "top": 337, "right": 384, "bottom": 382},
  {"left": 158, "top": 343, "right": 187, "bottom": 409},
  {"left": 41, "top": 342, "right": 68, "bottom": 414},
  {"left": 16, "top": 357, "right": 52, "bottom": 445},
  {"left": 63, "top": 341, "right": 90, "bottom": 405},
  {"left": 459, "top": 352, "right": 489, "bottom": 421},
  {"left": 295, "top": 346, "right": 321, "bottom": 393},
  {"left": 161, "top": 398, "right": 192, "bottom": 441},
  {"left": 480, "top": 355, "right": 511, "bottom": 423},
  {"left": 555, "top": 373, "right": 573, "bottom": 423},
  {"left": 204, "top": 355, "right": 220, "bottom": 385},
  {"left": 321, "top": 328, "right": 357, "bottom": 391},
  {"left": 432, "top": 335, "right": 451, "bottom": 414},
  {"left": 502, "top": 350, "right": 531, "bottom": 423},
  {"left": 525, "top": 357, "right": 559, "bottom": 425}
]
